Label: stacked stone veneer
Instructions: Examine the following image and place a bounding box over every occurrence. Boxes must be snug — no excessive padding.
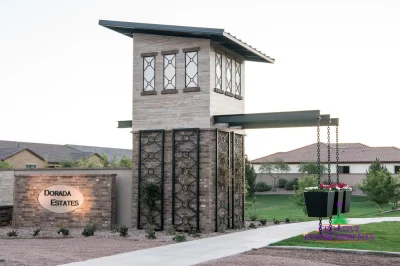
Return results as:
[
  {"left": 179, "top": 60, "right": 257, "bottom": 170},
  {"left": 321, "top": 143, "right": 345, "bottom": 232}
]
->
[
  {"left": 0, "top": 170, "right": 14, "bottom": 205},
  {"left": 132, "top": 129, "right": 218, "bottom": 232},
  {"left": 0, "top": 206, "right": 12, "bottom": 227},
  {"left": 13, "top": 174, "right": 116, "bottom": 229}
]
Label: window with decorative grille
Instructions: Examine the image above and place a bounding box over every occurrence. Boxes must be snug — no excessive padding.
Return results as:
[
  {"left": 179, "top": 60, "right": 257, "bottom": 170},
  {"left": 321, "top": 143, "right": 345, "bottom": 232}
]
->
[
  {"left": 143, "top": 56, "right": 155, "bottom": 91},
  {"left": 235, "top": 61, "right": 241, "bottom": 96},
  {"left": 226, "top": 57, "right": 232, "bottom": 92},
  {"left": 164, "top": 54, "right": 176, "bottom": 90},
  {"left": 185, "top": 52, "right": 198, "bottom": 88},
  {"left": 215, "top": 53, "right": 222, "bottom": 90}
]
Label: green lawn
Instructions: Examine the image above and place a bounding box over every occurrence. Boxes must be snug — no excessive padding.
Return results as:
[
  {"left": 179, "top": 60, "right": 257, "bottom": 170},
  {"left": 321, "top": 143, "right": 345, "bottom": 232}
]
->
[
  {"left": 269, "top": 222, "right": 400, "bottom": 252},
  {"left": 245, "top": 194, "right": 398, "bottom": 222}
]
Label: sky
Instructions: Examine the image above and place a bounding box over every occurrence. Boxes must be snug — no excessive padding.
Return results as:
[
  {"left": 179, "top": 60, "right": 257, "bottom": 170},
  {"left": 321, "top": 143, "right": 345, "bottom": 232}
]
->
[{"left": 1, "top": 0, "right": 399, "bottom": 160}]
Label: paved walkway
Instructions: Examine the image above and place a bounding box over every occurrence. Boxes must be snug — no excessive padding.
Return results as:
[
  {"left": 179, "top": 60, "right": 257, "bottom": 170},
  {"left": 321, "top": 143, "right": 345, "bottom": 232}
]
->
[{"left": 62, "top": 217, "right": 400, "bottom": 266}]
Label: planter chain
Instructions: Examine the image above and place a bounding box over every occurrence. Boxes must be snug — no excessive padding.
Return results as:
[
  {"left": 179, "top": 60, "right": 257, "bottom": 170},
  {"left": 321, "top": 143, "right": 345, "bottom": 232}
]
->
[
  {"left": 317, "top": 117, "right": 321, "bottom": 185},
  {"left": 327, "top": 120, "right": 332, "bottom": 231},
  {"left": 317, "top": 117, "right": 323, "bottom": 235},
  {"left": 327, "top": 121, "right": 331, "bottom": 185},
  {"left": 319, "top": 217, "right": 323, "bottom": 235},
  {"left": 336, "top": 125, "right": 340, "bottom": 183}
]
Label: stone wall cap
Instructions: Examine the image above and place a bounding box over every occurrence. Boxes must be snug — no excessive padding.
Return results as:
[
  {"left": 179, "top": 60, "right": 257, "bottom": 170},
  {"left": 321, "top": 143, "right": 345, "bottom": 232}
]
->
[
  {"left": 12, "top": 167, "right": 131, "bottom": 171},
  {"left": 15, "top": 174, "right": 118, "bottom": 178}
]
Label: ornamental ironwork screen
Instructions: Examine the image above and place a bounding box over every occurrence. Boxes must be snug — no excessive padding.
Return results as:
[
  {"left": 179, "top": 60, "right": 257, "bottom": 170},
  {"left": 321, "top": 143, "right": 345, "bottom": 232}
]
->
[
  {"left": 137, "top": 130, "right": 165, "bottom": 230},
  {"left": 231, "top": 132, "right": 245, "bottom": 229},
  {"left": 216, "top": 130, "right": 231, "bottom": 231},
  {"left": 172, "top": 128, "right": 200, "bottom": 231}
]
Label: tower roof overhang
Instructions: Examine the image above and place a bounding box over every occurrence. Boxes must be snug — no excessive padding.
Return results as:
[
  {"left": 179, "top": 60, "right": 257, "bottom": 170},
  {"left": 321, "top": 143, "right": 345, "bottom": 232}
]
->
[{"left": 99, "top": 20, "right": 274, "bottom": 63}]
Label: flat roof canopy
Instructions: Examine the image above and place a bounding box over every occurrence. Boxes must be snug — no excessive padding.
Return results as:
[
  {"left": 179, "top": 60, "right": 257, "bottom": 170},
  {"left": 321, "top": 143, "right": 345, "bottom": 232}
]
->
[
  {"left": 214, "top": 110, "right": 339, "bottom": 129},
  {"left": 99, "top": 20, "right": 274, "bottom": 63},
  {"left": 117, "top": 110, "right": 339, "bottom": 129}
]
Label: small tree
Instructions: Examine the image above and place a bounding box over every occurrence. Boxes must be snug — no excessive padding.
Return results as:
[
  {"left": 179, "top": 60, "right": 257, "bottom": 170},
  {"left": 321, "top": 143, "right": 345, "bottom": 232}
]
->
[
  {"left": 298, "top": 162, "right": 327, "bottom": 175},
  {"left": 60, "top": 159, "right": 77, "bottom": 168},
  {"left": 119, "top": 155, "right": 132, "bottom": 167},
  {"left": 245, "top": 155, "right": 257, "bottom": 196},
  {"left": 367, "top": 158, "right": 390, "bottom": 175},
  {"left": 0, "top": 161, "right": 13, "bottom": 169},
  {"left": 100, "top": 153, "right": 110, "bottom": 167},
  {"left": 358, "top": 159, "right": 400, "bottom": 213},
  {"left": 110, "top": 154, "right": 119, "bottom": 168},
  {"left": 290, "top": 175, "right": 318, "bottom": 214},
  {"left": 259, "top": 159, "right": 290, "bottom": 189},
  {"left": 76, "top": 158, "right": 99, "bottom": 168}
]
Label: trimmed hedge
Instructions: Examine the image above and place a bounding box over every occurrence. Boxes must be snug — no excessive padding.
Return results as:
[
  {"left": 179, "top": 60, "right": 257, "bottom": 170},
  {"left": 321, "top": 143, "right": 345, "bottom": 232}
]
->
[
  {"left": 285, "top": 178, "right": 299, "bottom": 190},
  {"left": 255, "top": 182, "right": 272, "bottom": 192},
  {"left": 278, "top": 178, "right": 288, "bottom": 188}
]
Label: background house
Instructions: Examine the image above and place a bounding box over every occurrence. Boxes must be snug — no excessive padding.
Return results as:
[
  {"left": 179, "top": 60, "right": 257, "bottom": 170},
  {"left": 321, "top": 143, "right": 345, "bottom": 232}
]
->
[
  {"left": 0, "top": 140, "right": 132, "bottom": 168},
  {"left": 251, "top": 143, "right": 400, "bottom": 188}
]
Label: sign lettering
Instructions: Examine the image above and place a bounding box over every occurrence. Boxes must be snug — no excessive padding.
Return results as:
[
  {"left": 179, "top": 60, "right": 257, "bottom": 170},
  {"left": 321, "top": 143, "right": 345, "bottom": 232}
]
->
[{"left": 38, "top": 185, "right": 84, "bottom": 213}]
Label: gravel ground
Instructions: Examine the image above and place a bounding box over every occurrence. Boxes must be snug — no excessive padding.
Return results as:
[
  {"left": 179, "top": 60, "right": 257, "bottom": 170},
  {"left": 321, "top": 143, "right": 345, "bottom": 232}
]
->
[
  {"left": 0, "top": 221, "right": 282, "bottom": 266},
  {"left": 198, "top": 247, "right": 400, "bottom": 266}
]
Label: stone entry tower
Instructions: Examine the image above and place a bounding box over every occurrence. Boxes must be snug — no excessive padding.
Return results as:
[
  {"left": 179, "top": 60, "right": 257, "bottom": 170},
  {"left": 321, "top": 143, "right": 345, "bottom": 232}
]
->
[{"left": 99, "top": 20, "right": 274, "bottom": 232}]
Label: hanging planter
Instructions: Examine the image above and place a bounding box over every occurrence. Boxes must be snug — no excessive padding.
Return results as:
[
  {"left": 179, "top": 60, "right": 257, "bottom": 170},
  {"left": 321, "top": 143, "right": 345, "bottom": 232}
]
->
[
  {"left": 304, "top": 185, "right": 336, "bottom": 217},
  {"left": 332, "top": 189, "right": 344, "bottom": 216},
  {"left": 336, "top": 183, "right": 352, "bottom": 213}
]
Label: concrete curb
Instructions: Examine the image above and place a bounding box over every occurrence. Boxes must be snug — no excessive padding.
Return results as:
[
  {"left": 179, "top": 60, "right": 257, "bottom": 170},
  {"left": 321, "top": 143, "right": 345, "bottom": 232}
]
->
[{"left": 265, "top": 246, "right": 400, "bottom": 257}]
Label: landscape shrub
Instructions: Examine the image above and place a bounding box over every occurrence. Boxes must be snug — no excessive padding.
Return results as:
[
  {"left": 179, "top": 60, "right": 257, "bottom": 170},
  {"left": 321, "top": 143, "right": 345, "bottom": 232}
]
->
[
  {"left": 285, "top": 218, "right": 291, "bottom": 223},
  {"left": 255, "top": 182, "right": 272, "bottom": 192},
  {"left": 219, "top": 224, "right": 227, "bottom": 233},
  {"left": 119, "top": 155, "right": 132, "bottom": 167},
  {"left": 260, "top": 219, "right": 267, "bottom": 225},
  {"left": 119, "top": 226, "right": 129, "bottom": 237},
  {"left": 111, "top": 224, "right": 121, "bottom": 233},
  {"left": 245, "top": 156, "right": 257, "bottom": 196},
  {"left": 359, "top": 159, "right": 400, "bottom": 213},
  {"left": 187, "top": 226, "right": 200, "bottom": 238},
  {"left": 57, "top": 226, "right": 69, "bottom": 236},
  {"left": 290, "top": 175, "right": 318, "bottom": 214},
  {"left": 82, "top": 223, "right": 97, "bottom": 237},
  {"left": 278, "top": 178, "right": 288, "bottom": 188},
  {"left": 273, "top": 218, "right": 280, "bottom": 225},
  {"left": 33, "top": 229, "right": 41, "bottom": 237},
  {"left": 7, "top": 230, "right": 17, "bottom": 237},
  {"left": 247, "top": 197, "right": 260, "bottom": 221},
  {"left": 166, "top": 226, "right": 176, "bottom": 235},
  {"left": 249, "top": 212, "right": 259, "bottom": 221},
  {"left": 284, "top": 180, "right": 294, "bottom": 190},
  {"left": 144, "top": 225, "right": 156, "bottom": 239},
  {"left": 60, "top": 159, "right": 76, "bottom": 168},
  {"left": 0, "top": 161, "right": 13, "bottom": 169},
  {"left": 173, "top": 233, "right": 187, "bottom": 243}
]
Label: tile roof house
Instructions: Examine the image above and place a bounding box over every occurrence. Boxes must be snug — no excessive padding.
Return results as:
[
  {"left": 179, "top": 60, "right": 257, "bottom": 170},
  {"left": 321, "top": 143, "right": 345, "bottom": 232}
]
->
[
  {"left": 251, "top": 143, "right": 400, "bottom": 174},
  {"left": 0, "top": 140, "right": 132, "bottom": 168}
]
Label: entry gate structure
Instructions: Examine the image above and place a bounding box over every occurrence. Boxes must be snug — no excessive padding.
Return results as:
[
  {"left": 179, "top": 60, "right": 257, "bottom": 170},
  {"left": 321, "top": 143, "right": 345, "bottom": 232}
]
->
[{"left": 213, "top": 110, "right": 340, "bottom": 232}]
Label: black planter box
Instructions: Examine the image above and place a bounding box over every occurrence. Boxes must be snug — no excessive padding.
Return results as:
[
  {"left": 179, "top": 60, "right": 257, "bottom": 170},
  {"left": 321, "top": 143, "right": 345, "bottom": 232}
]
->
[
  {"left": 341, "top": 190, "right": 352, "bottom": 213},
  {"left": 332, "top": 190, "right": 344, "bottom": 216},
  {"left": 304, "top": 191, "right": 335, "bottom": 217}
]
